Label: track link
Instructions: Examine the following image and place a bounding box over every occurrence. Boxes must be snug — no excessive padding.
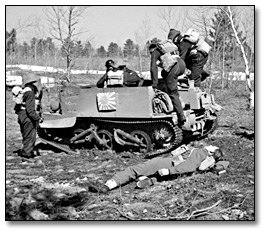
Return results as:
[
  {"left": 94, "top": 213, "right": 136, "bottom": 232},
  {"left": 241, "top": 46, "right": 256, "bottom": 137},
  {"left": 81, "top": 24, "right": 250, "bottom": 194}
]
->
[{"left": 94, "top": 118, "right": 183, "bottom": 158}]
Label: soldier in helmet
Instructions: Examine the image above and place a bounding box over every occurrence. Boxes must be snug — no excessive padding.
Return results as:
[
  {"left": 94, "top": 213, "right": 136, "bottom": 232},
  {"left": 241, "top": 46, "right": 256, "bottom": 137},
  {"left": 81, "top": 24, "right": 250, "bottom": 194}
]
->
[
  {"left": 168, "top": 28, "right": 210, "bottom": 87},
  {"left": 14, "top": 73, "right": 43, "bottom": 160},
  {"left": 96, "top": 60, "right": 118, "bottom": 88},
  {"left": 96, "top": 59, "right": 142, "bottom": 88}
]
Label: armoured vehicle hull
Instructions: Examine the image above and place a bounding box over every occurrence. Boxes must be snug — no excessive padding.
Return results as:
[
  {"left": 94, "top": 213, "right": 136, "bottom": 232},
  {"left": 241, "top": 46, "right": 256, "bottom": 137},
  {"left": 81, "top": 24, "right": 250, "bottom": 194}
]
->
[{"left": 38, "top": 79, "right": 221, "bottom": 158}]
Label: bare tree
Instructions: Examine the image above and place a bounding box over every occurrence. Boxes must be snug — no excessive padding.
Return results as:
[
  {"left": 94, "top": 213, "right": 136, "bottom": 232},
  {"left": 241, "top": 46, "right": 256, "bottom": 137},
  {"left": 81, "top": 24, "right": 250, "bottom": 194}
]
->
[
  {"left": 186, "top": 7, "right": 218, "bottom": 36},
  {"left": 6, "top": 12, "right": 38, "bottom": 63},
  {"left": 43, "top": 6, "right": 88, "bottom": 81},
  {"left": 219, "top": 6, "right": 254, "bottom": 108},
  {"left": 13, "top": 16, "right": 38, "bottom": 34},
  {"left": 134, "top": 14, "right": 152, "bottom": 73},
  {"left": 157, "top": 6, "right": 191, "bottom": 35},
  {"left": 238, "top": 7, "right": 254, "bottom": 70}
]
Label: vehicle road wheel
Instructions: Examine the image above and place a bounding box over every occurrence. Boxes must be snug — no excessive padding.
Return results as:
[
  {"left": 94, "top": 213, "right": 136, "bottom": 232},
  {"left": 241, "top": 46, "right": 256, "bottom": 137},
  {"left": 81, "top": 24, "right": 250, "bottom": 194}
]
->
[
  {"left": 130, "top": 130, "right": 152, "bottom": 154},
  {"left": 96, "top": 129, "right": 114, "bottom": 151}
]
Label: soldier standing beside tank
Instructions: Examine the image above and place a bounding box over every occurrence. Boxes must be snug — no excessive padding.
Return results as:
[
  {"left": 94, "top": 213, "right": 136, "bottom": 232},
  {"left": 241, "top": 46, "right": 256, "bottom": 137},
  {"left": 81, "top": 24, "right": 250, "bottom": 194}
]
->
[
  {"left": 149, "top": 39, "right": 186, "bottom": 126},
  {"left": 14, "top": 73, "right": 43, "bottom": 160}
]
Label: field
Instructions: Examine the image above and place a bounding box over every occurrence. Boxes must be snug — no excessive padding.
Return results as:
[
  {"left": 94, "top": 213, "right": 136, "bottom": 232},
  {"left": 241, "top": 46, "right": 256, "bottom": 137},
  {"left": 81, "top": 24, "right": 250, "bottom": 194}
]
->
[{"left": 5, "top": 79, "right": 255, "bottom": 221}]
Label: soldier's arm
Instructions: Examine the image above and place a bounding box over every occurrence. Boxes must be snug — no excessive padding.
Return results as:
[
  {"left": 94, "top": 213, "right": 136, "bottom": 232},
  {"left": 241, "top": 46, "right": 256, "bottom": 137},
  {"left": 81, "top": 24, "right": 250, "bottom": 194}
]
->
[
  {"left": 150, "top": 50, "right": 160, "bottom": 88},
  {"left": 96, "top": 74, "right": 107, "bottom": 88},
  {"left": 24, "top": 91, "right": 40, "bottom": 121}
]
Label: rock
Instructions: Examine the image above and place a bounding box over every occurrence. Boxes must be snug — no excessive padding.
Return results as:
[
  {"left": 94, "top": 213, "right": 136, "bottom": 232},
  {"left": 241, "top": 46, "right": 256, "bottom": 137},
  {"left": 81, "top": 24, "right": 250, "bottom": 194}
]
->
[
  {"left": 6, "top": 155, "right": 19, "bottom": 160},
  {"left": 221, "top": 214, "right": 230, "bottom": 220},
  {"left": 28, "top": 209, "right": 50, "bottom": 220}
]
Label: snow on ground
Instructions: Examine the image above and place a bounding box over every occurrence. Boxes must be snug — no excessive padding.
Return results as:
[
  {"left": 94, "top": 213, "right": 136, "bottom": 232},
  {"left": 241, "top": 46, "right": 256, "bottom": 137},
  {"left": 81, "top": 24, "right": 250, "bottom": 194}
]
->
[{"left": 6, "top": 64, "right": 253, "bottom": 87}]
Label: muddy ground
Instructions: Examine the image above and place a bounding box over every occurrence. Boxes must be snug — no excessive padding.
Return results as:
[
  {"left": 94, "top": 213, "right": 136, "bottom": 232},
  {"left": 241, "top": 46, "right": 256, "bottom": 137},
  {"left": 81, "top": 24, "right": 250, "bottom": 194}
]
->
[{"left": 5, "top": 82, "right": 255, "bottom": 221}]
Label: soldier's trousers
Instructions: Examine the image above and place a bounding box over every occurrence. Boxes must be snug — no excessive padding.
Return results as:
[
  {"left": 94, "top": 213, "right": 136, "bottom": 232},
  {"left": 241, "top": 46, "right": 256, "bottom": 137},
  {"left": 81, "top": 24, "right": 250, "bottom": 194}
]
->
[
  {"left": 17, "top": 110, "right": 37, "bottom": 158},
  {"left": 186, "top": 52, "right": 208, "bottom": 87},
  {"left": 161, "top": 57, "right": 186, "bottom": 120},
  {"left": 111, "top": 155, "right": 174, "bottom": 186}
]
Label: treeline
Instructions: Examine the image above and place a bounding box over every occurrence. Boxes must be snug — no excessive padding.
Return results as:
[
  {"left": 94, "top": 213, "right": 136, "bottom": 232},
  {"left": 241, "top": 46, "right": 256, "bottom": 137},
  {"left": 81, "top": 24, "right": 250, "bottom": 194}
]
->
[
  {"left": 6, "top": 34, "right": 151, "bottom": 63},
  {"left": 6, "top": 8, "right": 254, "bottom": 73}
]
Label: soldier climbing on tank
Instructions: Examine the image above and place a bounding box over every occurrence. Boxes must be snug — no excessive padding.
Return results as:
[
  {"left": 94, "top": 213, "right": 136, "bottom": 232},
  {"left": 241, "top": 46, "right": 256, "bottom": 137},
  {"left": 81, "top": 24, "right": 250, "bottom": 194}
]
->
[
  {"left": 96, "top": 59, "right": 142, "bottom": 88},
  {"left": 168, "top": 28, "right": 211, "bottom": 87},
  {"left": 149, "top": 38, "right": 186, "bottom": 126}
]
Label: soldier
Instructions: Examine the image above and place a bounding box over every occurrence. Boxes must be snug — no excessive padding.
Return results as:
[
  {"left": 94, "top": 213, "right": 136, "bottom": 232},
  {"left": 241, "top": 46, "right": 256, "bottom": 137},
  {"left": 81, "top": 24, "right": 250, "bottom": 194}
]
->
[
  {"left": 88, "top": 144, "right": 228, "bottom": 194},
  {"left": 13, "top": 73, "right": 43, "bottom": 160},
  {"left": 96, "top": 60, "right": 117, "bottom": 88},
  {"left": 96, "top": 59, "right": 142, "bottom": 88},
  {"left": 168, "top": 28, "right": 210, "bottom": 87},
  {"left": 149, "top": 39, "right": 186, "bottom": 125}
]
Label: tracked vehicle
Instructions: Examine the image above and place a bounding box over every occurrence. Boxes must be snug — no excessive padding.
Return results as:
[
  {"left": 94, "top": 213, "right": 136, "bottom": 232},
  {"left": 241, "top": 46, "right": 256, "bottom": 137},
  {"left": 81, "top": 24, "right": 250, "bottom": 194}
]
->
[{"left": 38, "top": 74, "right": 221, "bottom": 158}]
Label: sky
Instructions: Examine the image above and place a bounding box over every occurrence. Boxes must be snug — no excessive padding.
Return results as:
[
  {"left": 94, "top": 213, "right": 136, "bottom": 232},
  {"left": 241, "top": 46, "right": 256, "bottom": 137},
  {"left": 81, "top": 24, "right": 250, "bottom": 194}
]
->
[
  {"left": 6, "top": 5, "right": 186, "bottom": 49},
  {"left": 5, "top": 5, "right": 256, "bottom": 50}
]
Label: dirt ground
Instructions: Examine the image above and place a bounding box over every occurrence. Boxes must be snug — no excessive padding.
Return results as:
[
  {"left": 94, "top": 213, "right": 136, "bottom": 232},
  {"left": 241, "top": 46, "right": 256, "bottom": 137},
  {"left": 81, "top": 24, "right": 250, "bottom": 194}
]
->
[{"left": 5, "top": 83, "right": 255, "bottom": 221}]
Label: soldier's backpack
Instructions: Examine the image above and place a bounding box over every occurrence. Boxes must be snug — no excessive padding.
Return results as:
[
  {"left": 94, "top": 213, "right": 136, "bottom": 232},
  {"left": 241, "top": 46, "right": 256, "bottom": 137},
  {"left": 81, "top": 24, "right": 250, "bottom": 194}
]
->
[
  {"left": 12, "top": 86, "right": 32, "bottom": 105},
  {"left": 195, "top": 38, "right": 212, "bottom": 55},
  {"left": 157, "top": 39, "right": 178, "bottom": 54},
  {"left": 156, "top": 39, "right": 179, "bottom": 72},
  {"left": 184, "top": 29, "right": 212, "bottom": 55},
  {"left": 183, "top": 29, "right": 200, "bottom": 44}
]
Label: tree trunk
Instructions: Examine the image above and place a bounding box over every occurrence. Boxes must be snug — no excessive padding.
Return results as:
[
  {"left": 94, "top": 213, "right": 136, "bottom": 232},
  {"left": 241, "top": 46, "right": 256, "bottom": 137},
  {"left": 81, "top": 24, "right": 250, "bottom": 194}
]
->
[
  {"left": 138, "top": 48, "right": 142, "bottom": 74},
  {"left": 35, "top": 41, "right": 37, "bottom": 64},
  {"left": 66, "top": 53, "right": 71, "bottom": 82},
  {"left": 226, "top": 6, "right": 254, "bottom": 108},
  {"left": 230, "top": 39, "right": 235, "bottom": 87},
  {"left": 222, "top": 34, "right": 225, "bottom": 90}
]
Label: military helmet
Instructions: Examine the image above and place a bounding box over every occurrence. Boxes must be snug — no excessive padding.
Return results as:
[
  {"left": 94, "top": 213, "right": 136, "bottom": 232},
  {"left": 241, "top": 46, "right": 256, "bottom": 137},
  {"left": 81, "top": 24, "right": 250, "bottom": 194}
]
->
[
  {"left": 22, "top": 73, "right": 40, "bottom": 88},
  {"left": 167, "top": 29, "right": 181, "bottom": 42},
  {"left": 105, "top": 59, "right": 116, "bottom": 69}
]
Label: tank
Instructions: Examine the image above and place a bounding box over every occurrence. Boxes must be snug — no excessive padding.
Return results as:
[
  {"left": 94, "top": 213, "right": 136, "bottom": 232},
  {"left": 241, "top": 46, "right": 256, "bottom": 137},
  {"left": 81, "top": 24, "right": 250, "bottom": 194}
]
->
[{"left": 38, "top": 76, "right": 221, "bottom": 158}]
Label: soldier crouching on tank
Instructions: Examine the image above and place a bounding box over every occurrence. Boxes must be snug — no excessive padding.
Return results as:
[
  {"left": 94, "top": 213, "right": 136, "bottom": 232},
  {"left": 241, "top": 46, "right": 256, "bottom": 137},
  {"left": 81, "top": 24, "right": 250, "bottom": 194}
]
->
[
  {"left": 13, "top": 73, "right": 43, "bottom": 160},
  {"left": 168, "top": 28, "right": 210, "bottom": 87},
  {"left": 88, "top": 144, "right": 229, "bottom": 194},
  {"left": 149, "top": 39, "right": 186, "bottom": 126}
]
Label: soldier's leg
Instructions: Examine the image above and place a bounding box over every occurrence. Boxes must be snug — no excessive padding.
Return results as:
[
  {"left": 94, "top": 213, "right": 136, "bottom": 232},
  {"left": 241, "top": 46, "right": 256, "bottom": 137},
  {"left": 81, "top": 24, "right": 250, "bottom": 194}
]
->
[
  {"left": 20, "top": 118, "right": 36, "bottom": 158},
  {"left": 165, "top": 60, "right": 186, "bottom": 123},
  {"left": 110, "top": 156, "right": 173, "bottom": 187},
  {"left": 188, "top": 53, "right": 208, "bottom": 87}
]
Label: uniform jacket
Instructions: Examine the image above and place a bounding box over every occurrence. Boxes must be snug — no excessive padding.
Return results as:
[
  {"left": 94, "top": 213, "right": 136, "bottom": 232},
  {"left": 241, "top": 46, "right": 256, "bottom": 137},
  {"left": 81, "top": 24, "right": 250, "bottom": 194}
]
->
[
  {"left": 176, "top": 38, "right": 193, "bottom": 61},
  {"left": 150, "top": 48, "right": 162, "bottom": 88},
  {"left": 19, "top": 84, "right": 40, "bottom": 121},
  {"left": 168, "top": 147, "right": 209, "bottom": 175}
]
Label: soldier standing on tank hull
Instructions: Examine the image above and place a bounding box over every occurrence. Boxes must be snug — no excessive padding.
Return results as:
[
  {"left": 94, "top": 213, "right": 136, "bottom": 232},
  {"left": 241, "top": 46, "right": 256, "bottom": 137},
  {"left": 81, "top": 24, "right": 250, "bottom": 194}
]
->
[{"left": 149, "top": 39, "right": 186, "bottom": 126}]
